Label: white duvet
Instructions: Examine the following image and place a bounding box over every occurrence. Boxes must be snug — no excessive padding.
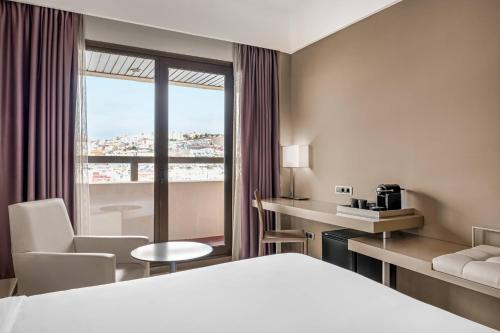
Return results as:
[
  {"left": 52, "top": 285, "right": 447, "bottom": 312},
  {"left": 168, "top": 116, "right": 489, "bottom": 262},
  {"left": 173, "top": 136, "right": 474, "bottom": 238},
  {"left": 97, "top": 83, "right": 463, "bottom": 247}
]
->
[{"left": 0, "top": 253, "right": 497, "bottom": 333}]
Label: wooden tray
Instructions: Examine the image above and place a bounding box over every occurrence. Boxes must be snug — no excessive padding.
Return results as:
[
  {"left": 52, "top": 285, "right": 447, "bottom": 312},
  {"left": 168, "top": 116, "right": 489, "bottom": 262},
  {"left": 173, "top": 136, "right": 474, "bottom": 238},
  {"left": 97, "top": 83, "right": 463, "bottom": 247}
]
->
[{"left": 337, "top": 205, "right": 415, "bottom": 219}]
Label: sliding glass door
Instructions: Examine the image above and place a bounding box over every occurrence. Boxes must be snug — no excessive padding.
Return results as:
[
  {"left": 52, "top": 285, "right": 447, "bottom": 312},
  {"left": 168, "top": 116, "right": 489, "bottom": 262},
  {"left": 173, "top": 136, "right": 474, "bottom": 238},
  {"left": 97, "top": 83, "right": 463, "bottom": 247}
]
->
[
  {"left": 85, "top": 47, "right": 156, "bottom": 240},
  {"left": 85, "top": 41, "right": 233, "bottom": 258},
  {"left": 158, "top": 57, "right": 233, "bottom": 256}
]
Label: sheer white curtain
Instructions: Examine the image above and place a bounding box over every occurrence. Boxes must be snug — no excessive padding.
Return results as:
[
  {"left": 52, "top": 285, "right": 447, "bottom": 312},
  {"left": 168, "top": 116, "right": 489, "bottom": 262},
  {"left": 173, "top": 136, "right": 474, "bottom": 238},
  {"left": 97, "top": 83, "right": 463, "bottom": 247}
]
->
[
  {"left": 74, "top": 18, "right": 90, "bottom": 235},
  {"left": 232, "top": 44, "right": 242, "bottom": 261}
]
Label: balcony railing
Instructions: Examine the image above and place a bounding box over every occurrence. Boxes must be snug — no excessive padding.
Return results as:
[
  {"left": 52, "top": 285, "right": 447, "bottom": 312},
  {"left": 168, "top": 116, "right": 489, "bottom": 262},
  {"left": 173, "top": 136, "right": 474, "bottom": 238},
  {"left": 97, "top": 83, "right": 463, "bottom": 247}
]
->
[
  {"left": 88, "top": 155, "right": 224, "bottom": 181},
  {"left": 87, "top": 156, "right": 225, "bottom": 242}
]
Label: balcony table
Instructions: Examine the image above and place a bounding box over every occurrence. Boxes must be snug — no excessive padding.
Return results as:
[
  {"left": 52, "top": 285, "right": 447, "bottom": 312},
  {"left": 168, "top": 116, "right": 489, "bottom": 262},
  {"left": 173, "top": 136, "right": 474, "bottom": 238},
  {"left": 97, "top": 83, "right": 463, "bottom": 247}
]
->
[{"left": 131, "top": 241, "right": 213, "bottom": 273}]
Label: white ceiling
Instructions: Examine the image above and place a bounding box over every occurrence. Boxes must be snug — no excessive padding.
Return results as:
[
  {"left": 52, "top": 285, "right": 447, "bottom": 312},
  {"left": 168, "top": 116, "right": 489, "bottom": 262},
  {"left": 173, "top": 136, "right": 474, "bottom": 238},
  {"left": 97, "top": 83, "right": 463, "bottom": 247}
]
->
[{"left": 14, "top": 0, "right": 401, "bottom": 53}]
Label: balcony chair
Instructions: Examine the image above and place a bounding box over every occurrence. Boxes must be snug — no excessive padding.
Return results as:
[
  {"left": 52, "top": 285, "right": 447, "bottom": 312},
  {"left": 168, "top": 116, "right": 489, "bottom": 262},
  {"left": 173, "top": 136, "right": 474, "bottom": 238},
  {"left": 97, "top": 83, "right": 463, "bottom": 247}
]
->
[
  {"left": 254, "top": 190, "right": 308, "bottom": 256},
  {"left": 8, "top": 198, "right": 150, "bottom": 295}
]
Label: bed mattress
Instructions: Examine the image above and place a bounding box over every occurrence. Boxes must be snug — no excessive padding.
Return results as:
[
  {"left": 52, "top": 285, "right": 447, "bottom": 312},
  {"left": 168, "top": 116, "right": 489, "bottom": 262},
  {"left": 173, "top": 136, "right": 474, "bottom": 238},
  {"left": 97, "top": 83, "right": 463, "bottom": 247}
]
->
[{"left": 0, "top": 253, "right": 497, "bottom": 333}]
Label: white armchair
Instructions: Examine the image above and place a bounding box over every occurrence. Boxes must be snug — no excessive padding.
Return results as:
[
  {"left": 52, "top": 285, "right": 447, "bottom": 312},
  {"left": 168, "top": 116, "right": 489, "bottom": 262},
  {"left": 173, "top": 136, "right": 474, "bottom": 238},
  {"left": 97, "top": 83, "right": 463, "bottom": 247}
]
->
[{"left": 8, "top": 198, "right": 149, "bottom": 295}]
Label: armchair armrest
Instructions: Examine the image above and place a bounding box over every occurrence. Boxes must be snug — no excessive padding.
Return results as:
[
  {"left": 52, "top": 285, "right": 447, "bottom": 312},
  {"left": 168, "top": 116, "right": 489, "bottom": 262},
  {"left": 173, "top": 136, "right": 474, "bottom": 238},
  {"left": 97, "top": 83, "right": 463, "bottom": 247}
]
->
[
  {"left": 13, "top": 252, "right": 115, "bottom": 295},
  {"left": 74, "top": 236, "right": 149, "bottom": 264}
]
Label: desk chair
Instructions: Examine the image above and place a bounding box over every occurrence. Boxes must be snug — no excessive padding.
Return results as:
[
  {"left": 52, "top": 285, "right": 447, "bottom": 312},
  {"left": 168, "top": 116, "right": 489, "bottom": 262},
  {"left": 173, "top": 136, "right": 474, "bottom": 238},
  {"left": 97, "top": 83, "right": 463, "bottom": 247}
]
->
[{"left": 254, "top": 190, "right": 308, "bottom": 256}]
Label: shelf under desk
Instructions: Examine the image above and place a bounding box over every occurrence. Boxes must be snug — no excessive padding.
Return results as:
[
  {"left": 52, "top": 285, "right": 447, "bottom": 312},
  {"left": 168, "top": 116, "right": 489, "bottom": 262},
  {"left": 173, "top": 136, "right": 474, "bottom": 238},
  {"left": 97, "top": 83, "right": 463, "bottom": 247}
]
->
[{"left": 348, "top": 233, "right": 500, "bottom": 299}]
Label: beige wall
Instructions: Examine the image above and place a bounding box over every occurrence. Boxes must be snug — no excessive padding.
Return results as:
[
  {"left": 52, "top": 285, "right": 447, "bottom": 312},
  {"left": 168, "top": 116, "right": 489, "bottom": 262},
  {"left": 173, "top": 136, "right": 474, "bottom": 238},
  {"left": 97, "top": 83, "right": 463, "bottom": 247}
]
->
[
  {"left": 168, "top": 181, "right": 224, "bottom": 240},
  {"left": 89, "top": 181, "right": 224, "bottom": 241},
  {"left": 287, "top": 0, "right": 500, "bottom": 328},
  {"left": 84, "top": 15, "right": 233, "bottom": 62},
  {"left": 290, "top": 0, "right": 500, "bottom": 245}
]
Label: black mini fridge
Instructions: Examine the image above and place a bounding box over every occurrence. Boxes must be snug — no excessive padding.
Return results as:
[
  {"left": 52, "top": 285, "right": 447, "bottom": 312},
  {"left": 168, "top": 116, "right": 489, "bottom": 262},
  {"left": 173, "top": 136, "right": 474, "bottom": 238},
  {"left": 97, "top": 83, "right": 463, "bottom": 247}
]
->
[{"left": 322, "top": 229, "right": 383, "bottom": 283}]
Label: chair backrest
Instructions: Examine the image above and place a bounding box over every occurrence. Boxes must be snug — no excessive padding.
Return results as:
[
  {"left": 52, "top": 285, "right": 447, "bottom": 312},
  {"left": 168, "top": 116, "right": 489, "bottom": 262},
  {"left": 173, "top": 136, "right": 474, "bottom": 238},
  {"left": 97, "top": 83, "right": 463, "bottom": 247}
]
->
[
  {"left": 253, "top": 190, "right": 265, "bottom": 241},
  {"left": 8, "top": 198, "right": 75, "bottom": 253}
]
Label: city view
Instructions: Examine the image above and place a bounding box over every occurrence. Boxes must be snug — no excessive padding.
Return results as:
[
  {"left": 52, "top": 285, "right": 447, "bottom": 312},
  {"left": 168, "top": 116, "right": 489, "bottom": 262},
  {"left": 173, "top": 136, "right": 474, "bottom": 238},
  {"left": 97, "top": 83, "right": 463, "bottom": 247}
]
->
[
  {"left": 88, "top": 132, "right": 224, "bottom": 183},
  {"left": 86, "top": 74, "right": 225, "bottom": 184}
]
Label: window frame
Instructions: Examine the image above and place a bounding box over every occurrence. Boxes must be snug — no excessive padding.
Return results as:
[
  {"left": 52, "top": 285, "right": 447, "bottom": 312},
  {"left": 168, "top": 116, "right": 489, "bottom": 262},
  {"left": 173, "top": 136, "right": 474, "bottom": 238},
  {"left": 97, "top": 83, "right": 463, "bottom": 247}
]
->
[{"left": 85, "top": 40, "right": 234, "bottom": 260}]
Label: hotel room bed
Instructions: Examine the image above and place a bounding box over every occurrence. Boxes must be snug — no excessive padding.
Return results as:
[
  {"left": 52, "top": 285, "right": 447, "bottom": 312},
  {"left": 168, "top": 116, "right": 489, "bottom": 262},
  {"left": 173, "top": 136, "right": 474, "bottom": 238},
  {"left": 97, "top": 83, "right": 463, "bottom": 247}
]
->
[{"left": 0, "top": 253, "right": 497, "bottom": 333}]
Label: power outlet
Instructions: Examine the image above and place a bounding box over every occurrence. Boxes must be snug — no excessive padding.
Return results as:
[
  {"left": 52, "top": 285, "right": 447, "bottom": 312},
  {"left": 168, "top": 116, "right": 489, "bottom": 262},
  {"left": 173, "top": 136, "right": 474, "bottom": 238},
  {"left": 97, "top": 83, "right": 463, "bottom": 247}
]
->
[
  {"left": 305, "top": 232, "right": 315, "bottom": 240},
  {"left": 335, "top": 185, "right": 353, "bottom": 196}
]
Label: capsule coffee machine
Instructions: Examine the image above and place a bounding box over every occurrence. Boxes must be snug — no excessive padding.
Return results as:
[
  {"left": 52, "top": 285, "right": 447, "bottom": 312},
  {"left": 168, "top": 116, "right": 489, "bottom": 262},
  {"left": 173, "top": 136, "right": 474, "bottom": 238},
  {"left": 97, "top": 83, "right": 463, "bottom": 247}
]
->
[{"left": 376, "top": 184, "right": 403, "bottom": 210}]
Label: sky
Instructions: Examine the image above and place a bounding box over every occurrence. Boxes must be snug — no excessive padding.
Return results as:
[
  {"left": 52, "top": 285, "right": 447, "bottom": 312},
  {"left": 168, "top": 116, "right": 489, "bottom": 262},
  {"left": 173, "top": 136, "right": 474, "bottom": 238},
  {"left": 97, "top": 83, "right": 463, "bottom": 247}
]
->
[{"left": 86, "top": 76, "right": 225, "bottom": 139}]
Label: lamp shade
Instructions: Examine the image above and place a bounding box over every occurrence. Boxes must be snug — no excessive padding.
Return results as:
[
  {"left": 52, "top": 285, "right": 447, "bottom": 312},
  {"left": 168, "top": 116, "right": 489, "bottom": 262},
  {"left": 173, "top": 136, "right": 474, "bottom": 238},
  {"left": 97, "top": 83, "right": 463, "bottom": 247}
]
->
[{"left": 282, "top": 145, "right": 309, "bottom": 168}]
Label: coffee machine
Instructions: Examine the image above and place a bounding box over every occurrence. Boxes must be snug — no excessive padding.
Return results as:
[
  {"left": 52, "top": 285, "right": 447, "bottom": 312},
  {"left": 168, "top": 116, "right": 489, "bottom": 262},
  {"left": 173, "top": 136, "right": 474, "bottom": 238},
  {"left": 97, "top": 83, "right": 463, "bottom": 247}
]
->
[{"left": 376, "top": 184, "right": 402, "bottom": 210}]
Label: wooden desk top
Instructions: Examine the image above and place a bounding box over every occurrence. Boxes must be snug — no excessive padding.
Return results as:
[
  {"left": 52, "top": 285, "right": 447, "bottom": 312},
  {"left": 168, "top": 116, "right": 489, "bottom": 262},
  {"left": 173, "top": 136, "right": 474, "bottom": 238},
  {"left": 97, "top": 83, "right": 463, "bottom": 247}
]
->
[
  {"left": 252, "top": 198, "right": 424, "bottom": 234},
  {"left": 348, "top": 233, "right": 500, "bottom": 298},
  {"left": 0, "top": 278, "right": 17, "bottom": 298}
]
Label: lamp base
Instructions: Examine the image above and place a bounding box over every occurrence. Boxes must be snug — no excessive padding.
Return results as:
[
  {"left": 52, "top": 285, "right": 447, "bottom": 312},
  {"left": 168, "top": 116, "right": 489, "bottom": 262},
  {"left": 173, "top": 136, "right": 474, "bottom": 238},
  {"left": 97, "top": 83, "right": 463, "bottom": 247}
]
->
[{"left": 281, "top": 195, "right": 309, "bottom": 201}]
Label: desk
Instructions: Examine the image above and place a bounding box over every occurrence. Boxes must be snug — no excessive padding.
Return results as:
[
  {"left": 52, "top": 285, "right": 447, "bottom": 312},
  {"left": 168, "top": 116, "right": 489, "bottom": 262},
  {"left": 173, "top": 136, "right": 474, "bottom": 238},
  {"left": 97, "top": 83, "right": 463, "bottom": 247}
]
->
[
  {"left": 252, "top": 197, "right": 424, "bottom": 286},
  {"left": 253, "top": 198, "right": 423, "bottom": 233}
]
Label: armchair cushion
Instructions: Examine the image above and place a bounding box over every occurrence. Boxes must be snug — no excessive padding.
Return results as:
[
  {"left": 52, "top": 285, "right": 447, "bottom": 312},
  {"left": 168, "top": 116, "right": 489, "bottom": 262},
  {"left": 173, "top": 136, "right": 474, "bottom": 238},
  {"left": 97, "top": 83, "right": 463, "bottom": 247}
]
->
[
  {"left": 9, "top": 199, "right": 75, "bottom": 253},
  {"left": 433, "top": 245, "right": 500, "bottom": 289},
  {"left": 73, "top": 236, "right": 149, "bottom": 264},
  {"left": 14, "top": 252, "right": 116, "bottom": 295},
  {"left": 116, "top": 264, "right": 149, "bottom": 281}
]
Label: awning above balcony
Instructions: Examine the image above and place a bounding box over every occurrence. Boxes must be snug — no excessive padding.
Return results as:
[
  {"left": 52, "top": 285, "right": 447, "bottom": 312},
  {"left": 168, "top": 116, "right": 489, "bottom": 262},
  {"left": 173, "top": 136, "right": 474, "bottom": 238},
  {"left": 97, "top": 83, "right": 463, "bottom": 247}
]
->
[{"left": 85, "top": 50, "right": 224, "bottom": 90}]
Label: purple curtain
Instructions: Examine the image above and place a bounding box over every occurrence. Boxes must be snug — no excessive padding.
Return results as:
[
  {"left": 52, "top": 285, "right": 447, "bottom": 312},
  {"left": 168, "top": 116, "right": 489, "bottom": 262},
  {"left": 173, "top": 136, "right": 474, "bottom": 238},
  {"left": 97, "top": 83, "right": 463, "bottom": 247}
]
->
[
  {"left": 0, "top": 1, "right": 80, "bottom": 278},
  {"left": 238, "top": 44, "right": 280, "bottom": 259}
]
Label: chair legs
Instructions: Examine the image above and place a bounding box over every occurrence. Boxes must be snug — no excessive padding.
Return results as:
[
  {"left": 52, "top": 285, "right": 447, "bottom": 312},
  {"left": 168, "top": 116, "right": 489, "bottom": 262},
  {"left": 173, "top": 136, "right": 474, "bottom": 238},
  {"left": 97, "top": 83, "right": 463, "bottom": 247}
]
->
[
  {"left": 258, "top": 240, "right": 308, "bottom": 256},
  {"left": 258, "top": 240, "right": 264, "bottom": 257}
]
